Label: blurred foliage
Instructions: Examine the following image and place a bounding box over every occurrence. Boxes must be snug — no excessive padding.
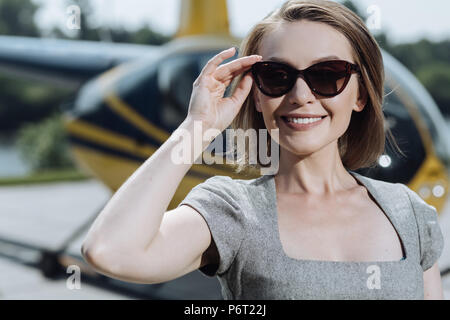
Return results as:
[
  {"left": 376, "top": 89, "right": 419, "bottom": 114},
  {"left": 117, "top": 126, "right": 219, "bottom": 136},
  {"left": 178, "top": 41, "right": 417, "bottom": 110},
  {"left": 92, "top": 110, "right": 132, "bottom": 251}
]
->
[
  {"left": 0, "top": 0, "right": 172, "bottom": 172},
  {"left": 49, "top": 22, "right": 171, "bottom": 45},
  {"left": 0, "top": 168, "right": 89, "bottom": 186},
  {"left": 0, "top": 75, "right": 72, "bottom": 134},
  {"left": 388, "top": 39, "right": 450, "bottom": 74},
  {"left": 0, "top": 0, "right": 68, "bottom": 135},
  {"left": 47, "top": 0, "right": 172, "bottom": 45},
  {"left": 416, "top": 61, "right": 450, "bottom": 112},
  {"left": 0, "top": 0, "right": 39, "bottom": 37},
  {"left": 388, "top": 40, "right": 450, "bottom": 115},
  {"left": 343, "top": 0, "right": 450, "bottom": 116},
  {"left": 0, "top": 0, "right": 172, "bottom": 137},
  {"left": 16, "top": 113, "right": 75, "bottom": 172}
]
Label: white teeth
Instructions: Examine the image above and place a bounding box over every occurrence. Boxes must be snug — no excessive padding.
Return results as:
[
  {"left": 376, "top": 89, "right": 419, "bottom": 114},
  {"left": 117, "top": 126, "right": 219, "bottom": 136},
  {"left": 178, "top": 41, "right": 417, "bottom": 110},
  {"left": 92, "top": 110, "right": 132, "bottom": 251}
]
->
[{"left": 286, "top": 117, "right": 322, "bottom": 124}]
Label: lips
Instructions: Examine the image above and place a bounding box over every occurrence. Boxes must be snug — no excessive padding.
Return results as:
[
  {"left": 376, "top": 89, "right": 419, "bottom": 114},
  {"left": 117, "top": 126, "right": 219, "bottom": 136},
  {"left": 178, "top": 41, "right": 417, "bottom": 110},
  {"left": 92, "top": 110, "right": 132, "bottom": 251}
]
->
[
  {"left": 280, "top": 115, "right": 327, "bottom": 131},
  {"left": 281, "top": 114, "right": 327, "bottom": 119},
  {"left": 281, "top": 115, "right": 327, "bottom": 121}
]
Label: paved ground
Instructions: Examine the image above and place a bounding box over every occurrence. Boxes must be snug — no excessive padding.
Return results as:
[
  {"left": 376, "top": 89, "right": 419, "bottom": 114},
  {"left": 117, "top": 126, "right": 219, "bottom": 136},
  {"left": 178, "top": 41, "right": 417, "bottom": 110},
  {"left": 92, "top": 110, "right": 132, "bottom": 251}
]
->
[
  {"left": 0, "top": 179, "right": 129, "bottom": 299},
  {"left": 0, "top": 177, "right": 449, "bottom": 299},
  {"left": 0, "top": 255, "right": 129, "bottom": 300},
  {"left": 0, "top": 179, "right": 222, "bottom": 300}
]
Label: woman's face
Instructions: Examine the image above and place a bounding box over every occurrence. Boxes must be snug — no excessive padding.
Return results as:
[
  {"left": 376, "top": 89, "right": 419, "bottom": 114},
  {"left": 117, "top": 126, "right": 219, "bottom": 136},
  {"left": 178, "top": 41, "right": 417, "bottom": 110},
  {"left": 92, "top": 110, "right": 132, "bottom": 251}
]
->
[{"left": 253, "top": 20, "right": 367, "bottom": 156}]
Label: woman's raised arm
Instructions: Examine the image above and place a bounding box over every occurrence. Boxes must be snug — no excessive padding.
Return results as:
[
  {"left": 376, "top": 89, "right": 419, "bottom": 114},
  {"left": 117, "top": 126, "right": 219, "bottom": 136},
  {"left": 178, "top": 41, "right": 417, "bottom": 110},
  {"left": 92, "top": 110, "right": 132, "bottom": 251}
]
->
[{"left": 80, "top": 48, "right": 262, "bottom": 284}]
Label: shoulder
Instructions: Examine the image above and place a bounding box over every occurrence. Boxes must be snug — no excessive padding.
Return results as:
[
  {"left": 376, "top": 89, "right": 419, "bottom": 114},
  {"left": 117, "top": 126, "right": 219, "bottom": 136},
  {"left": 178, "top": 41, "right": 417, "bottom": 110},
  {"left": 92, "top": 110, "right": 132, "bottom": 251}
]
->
[
  {"left": 349, "top": 171, "right": 405, "bottom": 197},
  {"left": 349, "top": 171, "right": 416, "bottom": 218},
  {"left": 398, "top": 182, "right": 437, "bottom": 212},
  {"left": 396, "top": 180, "right": 444, "bottom": 271},
  {"left": 350, "top": 172, "right": 444, "bottom": 268},
  {"left": 352, "top": 171, "right": 439, "bottom": 219},
  {"left": 192, "top": 175, "right": 272, "bottom": 221},
  {"left": 195, "top": 175, "right": 244, "bottom": 197},
  {"left": 185, "top": 175, "right": 261, "bottom": 210},
  {"left": 203, "top": 174, "right": 267, "bottom": 185},
  {"left": 198, "top": 174, "right": 269, "bottom": 195}
]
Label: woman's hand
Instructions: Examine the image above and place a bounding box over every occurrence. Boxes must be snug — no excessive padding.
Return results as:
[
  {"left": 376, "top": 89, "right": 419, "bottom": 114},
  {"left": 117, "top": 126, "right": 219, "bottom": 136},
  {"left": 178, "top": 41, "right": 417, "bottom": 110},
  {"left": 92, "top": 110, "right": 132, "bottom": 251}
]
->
[{"left": 186, "top": 47, "right": 262, "bottom": 132}]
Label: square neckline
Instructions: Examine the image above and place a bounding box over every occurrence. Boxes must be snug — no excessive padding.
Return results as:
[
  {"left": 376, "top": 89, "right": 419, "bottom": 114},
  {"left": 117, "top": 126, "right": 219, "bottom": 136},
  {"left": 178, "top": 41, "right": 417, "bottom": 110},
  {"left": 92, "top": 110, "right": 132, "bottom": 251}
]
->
[{"left": 266, "top": 170, "right": 408, "bottom": 264}]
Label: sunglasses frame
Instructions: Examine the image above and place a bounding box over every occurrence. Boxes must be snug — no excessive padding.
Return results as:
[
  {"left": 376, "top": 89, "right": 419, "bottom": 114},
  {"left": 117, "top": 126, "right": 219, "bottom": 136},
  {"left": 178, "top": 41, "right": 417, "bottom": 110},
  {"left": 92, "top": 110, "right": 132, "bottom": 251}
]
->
[{"left": 251, "top": 59, "right": 361, "bottom": 98}]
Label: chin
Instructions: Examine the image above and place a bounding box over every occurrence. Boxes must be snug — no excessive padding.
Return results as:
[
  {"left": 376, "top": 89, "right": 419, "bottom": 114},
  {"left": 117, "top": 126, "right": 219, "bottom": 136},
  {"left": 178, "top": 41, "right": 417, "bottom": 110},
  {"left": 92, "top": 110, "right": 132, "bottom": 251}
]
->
[{"left": 282, "top": 142, "right": 324, "bottom": 157}]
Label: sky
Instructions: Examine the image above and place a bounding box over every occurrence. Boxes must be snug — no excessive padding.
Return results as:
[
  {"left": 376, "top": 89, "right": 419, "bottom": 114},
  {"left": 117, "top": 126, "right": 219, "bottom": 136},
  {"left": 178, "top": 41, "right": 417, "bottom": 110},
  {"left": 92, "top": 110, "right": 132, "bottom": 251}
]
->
[{"left": 32, "top": 0, "right": 450, "bottom": 44}]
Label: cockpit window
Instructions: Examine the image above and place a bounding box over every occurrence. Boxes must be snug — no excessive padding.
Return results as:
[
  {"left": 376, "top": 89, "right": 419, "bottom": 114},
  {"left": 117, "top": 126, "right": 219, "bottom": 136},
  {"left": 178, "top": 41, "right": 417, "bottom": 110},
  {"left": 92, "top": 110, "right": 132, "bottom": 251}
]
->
[{"left": 157, "top": 49, "right": 237, "bottom": 131}]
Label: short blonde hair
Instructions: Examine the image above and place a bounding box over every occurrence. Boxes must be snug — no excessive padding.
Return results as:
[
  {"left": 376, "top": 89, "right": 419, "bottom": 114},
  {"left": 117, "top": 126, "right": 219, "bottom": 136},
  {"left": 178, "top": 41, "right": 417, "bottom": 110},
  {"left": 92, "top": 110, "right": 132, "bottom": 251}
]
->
[{"left": 229, "top": 0, "right": 401, "bottom": 173}]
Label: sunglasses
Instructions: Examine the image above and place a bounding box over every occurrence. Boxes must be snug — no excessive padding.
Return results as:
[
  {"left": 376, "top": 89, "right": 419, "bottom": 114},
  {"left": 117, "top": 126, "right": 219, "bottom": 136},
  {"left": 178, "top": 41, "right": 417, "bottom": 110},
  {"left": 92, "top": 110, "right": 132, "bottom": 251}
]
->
[{"left": 251, "top": 59, "right": 361, "bottom": 98}]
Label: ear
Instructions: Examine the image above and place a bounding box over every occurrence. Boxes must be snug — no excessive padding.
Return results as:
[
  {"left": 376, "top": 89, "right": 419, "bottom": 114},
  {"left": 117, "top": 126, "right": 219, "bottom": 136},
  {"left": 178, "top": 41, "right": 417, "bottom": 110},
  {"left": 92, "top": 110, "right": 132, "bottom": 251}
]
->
[
  {"left": 253, "top": 89, "right": 262, "bottom": 113},
  {"left": 354, "top": 80, "right": 368, "bottom": 112}
]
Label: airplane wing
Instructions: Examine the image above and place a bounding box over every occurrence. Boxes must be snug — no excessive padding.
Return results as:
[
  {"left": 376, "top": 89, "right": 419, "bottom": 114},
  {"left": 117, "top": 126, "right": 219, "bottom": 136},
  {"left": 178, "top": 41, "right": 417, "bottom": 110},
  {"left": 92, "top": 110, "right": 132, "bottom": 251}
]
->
[{"left": 0, "top": 36, "right": 161, "bottom": 89}]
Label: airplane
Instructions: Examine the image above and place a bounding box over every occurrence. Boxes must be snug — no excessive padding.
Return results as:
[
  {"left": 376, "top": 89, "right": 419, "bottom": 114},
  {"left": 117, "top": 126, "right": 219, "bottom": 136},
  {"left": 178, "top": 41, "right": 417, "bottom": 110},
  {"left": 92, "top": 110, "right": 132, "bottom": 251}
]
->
[{"left": 0, "top": 0, "right": 449, "bottom": 299}]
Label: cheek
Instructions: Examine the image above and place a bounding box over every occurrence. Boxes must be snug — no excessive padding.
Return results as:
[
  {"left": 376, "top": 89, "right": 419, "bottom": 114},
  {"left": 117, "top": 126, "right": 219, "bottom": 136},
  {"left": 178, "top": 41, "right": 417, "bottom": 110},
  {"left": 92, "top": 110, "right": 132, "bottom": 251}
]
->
[
  {"left": 258, "top": 98, "right": 282, "bottom": 127},
  {"left": 326, "top": 104, "right": 354, "bottom": 139},
  {"left": 328, "top": 86, "right": 358, "bottom": 125}
]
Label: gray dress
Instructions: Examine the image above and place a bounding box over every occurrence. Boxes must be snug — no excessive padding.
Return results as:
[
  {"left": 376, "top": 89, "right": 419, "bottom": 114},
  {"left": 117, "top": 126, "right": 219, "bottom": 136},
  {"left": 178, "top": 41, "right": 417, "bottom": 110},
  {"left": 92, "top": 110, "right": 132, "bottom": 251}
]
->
[{"left": 177, "top": 170, "right": 445, "bottom": 300}]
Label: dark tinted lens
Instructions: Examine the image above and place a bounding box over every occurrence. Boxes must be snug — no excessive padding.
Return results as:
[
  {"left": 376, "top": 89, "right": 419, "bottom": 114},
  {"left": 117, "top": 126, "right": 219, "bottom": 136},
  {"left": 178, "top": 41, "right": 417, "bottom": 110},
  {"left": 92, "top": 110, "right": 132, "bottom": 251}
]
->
[
  {"left": 306, "top": 61, "right": 349, "bottom": 95},
  {"left": 253, "top": 62, "right": 292, "bottom": 96}
]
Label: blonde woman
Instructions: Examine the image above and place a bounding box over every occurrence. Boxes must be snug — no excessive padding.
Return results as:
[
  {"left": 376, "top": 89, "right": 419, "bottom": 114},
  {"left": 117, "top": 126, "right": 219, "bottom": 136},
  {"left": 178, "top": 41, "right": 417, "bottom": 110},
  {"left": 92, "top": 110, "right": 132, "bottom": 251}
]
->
[{"left": 81, "top": 0, "right": 444, "bottom": 299}]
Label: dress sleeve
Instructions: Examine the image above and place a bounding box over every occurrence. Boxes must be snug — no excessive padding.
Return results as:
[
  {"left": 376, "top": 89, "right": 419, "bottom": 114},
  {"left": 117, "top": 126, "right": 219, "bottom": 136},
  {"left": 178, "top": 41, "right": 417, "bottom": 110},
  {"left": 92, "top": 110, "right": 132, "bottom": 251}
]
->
[
  {"left": 177, "top": 175, "right": 245, "bottom": 277},
  {"left": 401, "top": 184, "right": 445, "bottom": 271}
]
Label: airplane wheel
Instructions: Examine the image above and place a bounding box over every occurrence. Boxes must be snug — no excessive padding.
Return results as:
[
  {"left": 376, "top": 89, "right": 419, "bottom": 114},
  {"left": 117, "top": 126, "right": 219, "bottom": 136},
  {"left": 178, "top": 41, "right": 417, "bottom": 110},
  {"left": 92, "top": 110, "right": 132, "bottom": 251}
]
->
[{"left": 39, "top": 251, "right": 62, "bottom": 279}]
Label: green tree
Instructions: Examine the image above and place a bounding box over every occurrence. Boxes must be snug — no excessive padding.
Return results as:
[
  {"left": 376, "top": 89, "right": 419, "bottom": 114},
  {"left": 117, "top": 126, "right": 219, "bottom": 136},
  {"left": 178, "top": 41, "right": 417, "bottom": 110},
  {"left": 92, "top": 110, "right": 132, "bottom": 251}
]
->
[
  {"left": 389, "top": 39, "right": 450, "bottom": 115},
  {"left": 416, "top": 62, "right": 450, "bottom": 115},
  {"left": 0, "top": 76, "right": 70, "bottom": 134},
  {"left": 0, "top": 0, "right": 39, "bottom": 37},
  {"left": 47, "top": 0, "right": 172, "bottom": 45},
  {"left": 16, "top": 112, "right": 75, "bottom": 171},
  {"left": 0, "top": 0, "right": 172, "bottom": 136},
  {"left": 0, "top": 0, "right": 70, "bottom": 136},
  {"left": 342, "top": 1, "right": 450, "bottom": 116}
]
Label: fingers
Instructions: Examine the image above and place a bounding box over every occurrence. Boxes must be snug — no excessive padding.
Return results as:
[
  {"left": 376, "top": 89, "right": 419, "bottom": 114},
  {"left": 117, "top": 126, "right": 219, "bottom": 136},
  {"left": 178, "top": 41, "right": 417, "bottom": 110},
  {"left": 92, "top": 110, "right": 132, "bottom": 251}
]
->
[
  {"left": 214, "top": 55, "right": 262, "bottom": 82},
  {"left": 199, "top": 47, "right": 237, "bottom": 78},
  {"left": 229, "top": 72, "right": 253, "bottom": 106},
  {"left": 199, "top": 47, "right": 262, "bottom": 82}
]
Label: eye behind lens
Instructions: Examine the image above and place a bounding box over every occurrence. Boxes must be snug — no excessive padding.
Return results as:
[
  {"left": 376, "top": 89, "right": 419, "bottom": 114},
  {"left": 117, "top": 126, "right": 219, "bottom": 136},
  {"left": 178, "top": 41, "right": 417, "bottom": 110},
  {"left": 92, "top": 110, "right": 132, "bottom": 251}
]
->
[{"left": 252, "top": 60, "right": 353, "bottom": 98}]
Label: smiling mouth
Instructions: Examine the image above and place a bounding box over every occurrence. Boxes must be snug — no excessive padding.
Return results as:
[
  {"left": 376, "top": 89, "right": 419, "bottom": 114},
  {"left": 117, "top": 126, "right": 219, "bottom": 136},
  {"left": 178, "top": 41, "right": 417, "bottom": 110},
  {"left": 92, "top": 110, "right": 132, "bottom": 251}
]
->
[
  {"left": 279, "top": 115, "right": 328, "bottom": 130},
  {"left": 280, "top": 115, "right": 327, "bottom": 122}
]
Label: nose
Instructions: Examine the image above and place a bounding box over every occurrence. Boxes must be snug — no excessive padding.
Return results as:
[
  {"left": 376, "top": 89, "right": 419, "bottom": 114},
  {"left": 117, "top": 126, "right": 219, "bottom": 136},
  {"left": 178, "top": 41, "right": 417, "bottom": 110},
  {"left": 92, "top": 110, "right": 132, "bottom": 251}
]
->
[{"left": 287, "top": 76, "right": 316, "bottom": 105}]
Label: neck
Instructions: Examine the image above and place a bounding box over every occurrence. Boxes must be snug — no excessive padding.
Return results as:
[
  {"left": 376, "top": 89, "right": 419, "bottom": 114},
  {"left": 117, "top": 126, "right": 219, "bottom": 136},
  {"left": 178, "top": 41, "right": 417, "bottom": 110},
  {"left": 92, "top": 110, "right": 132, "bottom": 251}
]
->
[{"left": 274, "top": 141, "right": 358, "bottom": 196}]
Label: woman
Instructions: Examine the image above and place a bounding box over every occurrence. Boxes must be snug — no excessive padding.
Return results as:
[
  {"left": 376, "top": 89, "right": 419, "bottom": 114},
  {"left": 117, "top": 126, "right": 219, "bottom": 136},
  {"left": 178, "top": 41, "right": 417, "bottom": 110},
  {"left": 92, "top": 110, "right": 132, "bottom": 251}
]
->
[{"left": 81, "top": 0, "right": 445, "bottom": 299}]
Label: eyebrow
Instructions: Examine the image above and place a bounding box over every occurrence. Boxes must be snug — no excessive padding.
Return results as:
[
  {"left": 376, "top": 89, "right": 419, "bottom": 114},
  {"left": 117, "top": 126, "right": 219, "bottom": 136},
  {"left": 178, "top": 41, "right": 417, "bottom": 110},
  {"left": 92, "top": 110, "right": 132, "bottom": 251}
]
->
[{"left": 266, "top": 55, "right": 342, "bottom": 67}]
